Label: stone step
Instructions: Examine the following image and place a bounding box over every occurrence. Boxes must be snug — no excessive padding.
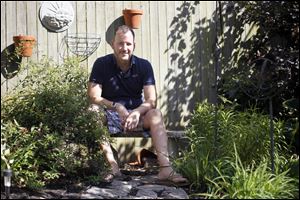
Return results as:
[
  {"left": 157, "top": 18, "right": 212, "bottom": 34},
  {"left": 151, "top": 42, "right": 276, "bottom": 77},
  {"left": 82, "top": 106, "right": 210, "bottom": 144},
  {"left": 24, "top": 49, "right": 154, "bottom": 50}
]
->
[{"left": 111, "top": 130, "right": 190, "bottom": 165}]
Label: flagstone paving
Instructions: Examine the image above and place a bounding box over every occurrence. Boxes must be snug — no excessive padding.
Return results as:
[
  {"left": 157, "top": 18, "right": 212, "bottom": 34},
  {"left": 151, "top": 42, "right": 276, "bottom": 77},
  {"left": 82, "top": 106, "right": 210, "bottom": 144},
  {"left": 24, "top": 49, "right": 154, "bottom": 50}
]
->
[{"left": 1, "top": 170, "right": 191, "bottom": 199}]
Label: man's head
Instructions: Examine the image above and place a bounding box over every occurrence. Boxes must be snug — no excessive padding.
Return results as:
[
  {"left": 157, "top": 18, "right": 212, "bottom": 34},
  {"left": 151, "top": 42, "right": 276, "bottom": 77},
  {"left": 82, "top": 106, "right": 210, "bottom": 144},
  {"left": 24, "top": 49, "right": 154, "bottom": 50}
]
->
[{"left": 112, "top": 25, "right": 135, "bottom": 64}]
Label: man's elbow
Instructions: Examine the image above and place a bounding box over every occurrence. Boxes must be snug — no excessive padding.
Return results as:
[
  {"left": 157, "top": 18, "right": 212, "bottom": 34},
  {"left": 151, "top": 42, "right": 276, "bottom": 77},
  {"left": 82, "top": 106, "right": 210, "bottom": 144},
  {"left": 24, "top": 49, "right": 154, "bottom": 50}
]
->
[
  {"left": 88, "top": 94, "right": 98, "bottom": 104},
  {"left": 150, "top": 99, "right": 157, "bottom": 109},
  {"left": 87, "top": 91, "right": 93, "bottom": 100}
]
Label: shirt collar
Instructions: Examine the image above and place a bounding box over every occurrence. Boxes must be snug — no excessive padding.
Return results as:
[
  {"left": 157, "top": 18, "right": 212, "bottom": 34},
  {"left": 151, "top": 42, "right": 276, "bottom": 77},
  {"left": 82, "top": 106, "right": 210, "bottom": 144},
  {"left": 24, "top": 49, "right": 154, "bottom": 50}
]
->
[
  {"left": 112, "top": 54, "right": 136, "bottom": 71},
  {"left": 131, "top": 55, "right": 136, "bottom": 66}
]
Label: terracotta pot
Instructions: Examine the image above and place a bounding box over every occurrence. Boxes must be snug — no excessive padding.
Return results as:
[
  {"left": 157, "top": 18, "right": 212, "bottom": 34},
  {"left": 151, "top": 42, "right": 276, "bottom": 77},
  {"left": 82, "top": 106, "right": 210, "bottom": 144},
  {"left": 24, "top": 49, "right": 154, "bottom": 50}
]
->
[
  {"left": 13, "top": 35, "right": 36, "bottom": 57},
  {"left": 123, "top": 9, "right": 143, "bottom": 29}
]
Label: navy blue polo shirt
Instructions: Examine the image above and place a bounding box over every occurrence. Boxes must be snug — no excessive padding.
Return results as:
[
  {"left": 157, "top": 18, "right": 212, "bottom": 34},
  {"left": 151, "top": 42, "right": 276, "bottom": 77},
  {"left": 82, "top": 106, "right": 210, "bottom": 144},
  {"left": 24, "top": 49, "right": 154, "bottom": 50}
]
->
[{"left": 89, "top": 54, "right": 156, "bottom": 109}]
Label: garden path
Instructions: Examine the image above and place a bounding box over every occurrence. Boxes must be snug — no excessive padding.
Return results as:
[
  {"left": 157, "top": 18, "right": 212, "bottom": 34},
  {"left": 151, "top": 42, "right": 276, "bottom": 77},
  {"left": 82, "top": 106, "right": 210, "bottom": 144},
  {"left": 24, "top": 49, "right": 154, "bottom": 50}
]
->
[{"left": 1, "top": 167, "right": 190, "bottom": 199}]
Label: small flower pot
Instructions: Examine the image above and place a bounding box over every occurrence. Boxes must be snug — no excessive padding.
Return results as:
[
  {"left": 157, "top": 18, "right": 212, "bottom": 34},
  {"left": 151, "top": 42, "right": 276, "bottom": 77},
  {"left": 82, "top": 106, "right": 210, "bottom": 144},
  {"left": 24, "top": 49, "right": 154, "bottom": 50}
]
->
[
  {"left": 13, "top": 35, "right": 36, "bottom": 57},
  {"left": 123, "top": 9, "right": 143, "bottom": 29}
]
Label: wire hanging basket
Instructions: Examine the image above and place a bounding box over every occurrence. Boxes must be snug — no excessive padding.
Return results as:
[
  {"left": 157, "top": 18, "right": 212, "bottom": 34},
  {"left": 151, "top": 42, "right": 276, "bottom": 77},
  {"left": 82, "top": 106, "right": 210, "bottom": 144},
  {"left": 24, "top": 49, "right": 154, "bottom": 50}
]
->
[{"left": 63, "top": 33, "right": 101, "bottom": 61}]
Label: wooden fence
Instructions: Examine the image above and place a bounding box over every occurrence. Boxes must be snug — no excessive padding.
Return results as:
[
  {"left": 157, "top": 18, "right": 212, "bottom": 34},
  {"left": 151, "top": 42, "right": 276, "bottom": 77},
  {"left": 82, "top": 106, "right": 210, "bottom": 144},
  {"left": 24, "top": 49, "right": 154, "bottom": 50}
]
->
[{"left": 1, "top": 1, "right": 256, "bottom": 129}]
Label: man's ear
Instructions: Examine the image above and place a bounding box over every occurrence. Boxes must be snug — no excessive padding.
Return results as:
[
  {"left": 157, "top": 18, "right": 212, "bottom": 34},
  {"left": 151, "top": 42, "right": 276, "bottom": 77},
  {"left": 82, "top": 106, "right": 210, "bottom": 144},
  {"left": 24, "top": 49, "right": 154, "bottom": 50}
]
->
[{"left": 110, "top": 38, "right": 114, "bottom": 48}]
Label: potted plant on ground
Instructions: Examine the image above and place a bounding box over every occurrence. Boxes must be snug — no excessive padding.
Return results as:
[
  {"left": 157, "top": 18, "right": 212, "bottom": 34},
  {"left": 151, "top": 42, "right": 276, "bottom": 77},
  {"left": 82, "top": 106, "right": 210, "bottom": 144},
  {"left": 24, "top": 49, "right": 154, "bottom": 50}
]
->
[
  {"left": 13, "top": 35, "right": 36, "bottom": 57},
  {"left": 122, "top": 9, "right": 143, "bottom": 29}
]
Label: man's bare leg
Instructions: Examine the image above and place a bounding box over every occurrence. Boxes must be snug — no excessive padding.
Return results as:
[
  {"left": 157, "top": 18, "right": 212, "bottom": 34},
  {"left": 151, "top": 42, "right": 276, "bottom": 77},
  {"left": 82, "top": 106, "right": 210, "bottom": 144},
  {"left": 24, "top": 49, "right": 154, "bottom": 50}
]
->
[
  {"left": 88, "top": 104, "right": 122, "bottom": 177},
  {"left": 143, "top": 109, "right": 187, "bottom": 182},
  {"left": 100, "top": 141, "right": 122, "bottom": 176}
]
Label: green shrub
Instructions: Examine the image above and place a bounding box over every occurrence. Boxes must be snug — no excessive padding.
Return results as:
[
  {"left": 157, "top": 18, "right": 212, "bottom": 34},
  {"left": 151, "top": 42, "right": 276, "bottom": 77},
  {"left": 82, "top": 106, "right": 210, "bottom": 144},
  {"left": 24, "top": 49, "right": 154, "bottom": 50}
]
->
[
  {"left": 202, "top": 145, "right": 299, "bottom": 199},
  {"left": 174, "top": 101, "right": 292, "bottom": 192},
  {"left": 1, "top": 57, "right": 109, "bottom": 188},
  {"left": 190, "top": 102, "right": 287, "bottom": 165}
]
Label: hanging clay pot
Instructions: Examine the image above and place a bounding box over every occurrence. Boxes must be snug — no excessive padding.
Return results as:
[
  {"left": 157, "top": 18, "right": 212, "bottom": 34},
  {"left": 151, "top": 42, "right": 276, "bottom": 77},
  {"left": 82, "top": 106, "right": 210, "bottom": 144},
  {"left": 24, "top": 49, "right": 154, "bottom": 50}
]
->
[
  {"left": 123, "top": 9, "right": 143, "bottom": 29},
  {"left": 13, "top": 35, "right": 36, "bottom": 57}
]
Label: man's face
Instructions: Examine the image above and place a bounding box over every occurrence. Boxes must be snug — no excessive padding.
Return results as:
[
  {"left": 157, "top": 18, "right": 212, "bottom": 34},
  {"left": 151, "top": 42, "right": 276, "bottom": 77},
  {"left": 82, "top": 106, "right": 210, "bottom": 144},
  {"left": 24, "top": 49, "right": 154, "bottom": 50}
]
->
[{"left": 112, "top": 30, "right": 135, "bottom": 62}]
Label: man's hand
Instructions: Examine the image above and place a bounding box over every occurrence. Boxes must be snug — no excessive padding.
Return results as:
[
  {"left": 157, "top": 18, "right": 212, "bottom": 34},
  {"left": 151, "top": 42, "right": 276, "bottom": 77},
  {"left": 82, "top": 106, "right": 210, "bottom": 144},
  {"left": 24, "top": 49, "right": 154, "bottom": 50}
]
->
[
  {"left": 124, "top": 110, "right": 141, "bottom": 131},
  {"left": 115, "top": 103, "right": 129, "bottom": 126}
]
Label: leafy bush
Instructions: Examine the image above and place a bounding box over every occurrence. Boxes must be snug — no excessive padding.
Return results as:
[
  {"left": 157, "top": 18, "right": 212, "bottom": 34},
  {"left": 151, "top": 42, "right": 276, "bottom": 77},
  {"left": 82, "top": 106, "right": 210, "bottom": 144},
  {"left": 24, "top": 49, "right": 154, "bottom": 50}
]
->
[
  {"left": 220, "top": 1, "right": 298, "bottom": 118},
  {"left": 218, "top": 2, "right": 299, "bottom": 155},
  {"left": 1, "top": 57, "right": 109, "bottom": 188},
  {"left": 175, "top": 102, "right": 294, "bottom": 191},
  {"left": 203, "top": 145, "right": 299, "bottom": 199}
]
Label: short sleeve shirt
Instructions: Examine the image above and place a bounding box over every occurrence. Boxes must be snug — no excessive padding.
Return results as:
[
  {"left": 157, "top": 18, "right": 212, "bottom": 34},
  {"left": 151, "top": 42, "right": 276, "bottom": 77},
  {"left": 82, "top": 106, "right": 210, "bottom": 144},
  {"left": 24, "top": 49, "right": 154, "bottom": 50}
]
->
[{"left": 89, "top": 54, "right": 156, "bottom": 109}]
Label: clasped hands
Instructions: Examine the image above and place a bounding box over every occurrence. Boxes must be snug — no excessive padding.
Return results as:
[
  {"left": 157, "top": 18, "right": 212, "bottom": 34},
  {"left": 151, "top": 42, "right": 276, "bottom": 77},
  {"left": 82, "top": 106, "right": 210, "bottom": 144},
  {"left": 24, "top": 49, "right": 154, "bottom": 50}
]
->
[{"left": 115, "top": 103, "right": 141, "bottom": 132}]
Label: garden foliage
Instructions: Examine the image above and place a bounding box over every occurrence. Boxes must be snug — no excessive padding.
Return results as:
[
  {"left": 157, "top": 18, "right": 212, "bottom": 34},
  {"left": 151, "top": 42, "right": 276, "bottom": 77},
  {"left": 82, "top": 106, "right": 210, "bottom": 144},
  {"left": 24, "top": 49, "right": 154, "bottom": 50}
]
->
[
  {"left": 174, "top": 102, "right": 298, "bottom": 198},
  {"left": 1, "top": 57, "right": 109, "bottom": 188}
]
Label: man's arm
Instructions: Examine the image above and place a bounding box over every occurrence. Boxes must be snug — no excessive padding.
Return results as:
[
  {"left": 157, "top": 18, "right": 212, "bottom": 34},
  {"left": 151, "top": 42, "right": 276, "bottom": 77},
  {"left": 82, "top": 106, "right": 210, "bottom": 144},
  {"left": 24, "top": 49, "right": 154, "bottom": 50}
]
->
[
  {"left": 87, "top": 82, "right": 115, "bottom": 109},
  {"left": 88, "top": 82, "right": 129, "bottom": 121},
  {"left": 133, "top": 85, "right": 157, "bottom": 115}
]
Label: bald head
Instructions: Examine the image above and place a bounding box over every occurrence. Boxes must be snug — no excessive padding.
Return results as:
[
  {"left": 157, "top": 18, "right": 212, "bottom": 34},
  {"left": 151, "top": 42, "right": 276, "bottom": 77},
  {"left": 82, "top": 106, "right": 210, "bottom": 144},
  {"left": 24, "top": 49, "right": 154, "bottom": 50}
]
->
[{"left": 113, "top": 25, "right": 135, "bottom": 43}]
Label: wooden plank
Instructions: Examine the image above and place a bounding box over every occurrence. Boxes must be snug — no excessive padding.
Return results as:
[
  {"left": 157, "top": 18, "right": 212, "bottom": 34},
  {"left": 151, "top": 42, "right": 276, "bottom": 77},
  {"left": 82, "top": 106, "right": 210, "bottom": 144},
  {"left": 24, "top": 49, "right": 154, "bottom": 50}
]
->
[
  {"left": 105, "top": 2, "right": 114, "bottom": 55},
  {"left": 56, "top": 31, "right": 64, "bottom": 65},
  {"left": 206, "top": 1, "right": 217, "bottom": 103},
  {"left": 115, "top": 1, "right": 126, "bottom": 43},
  {"left": 199, "top": 1, "right": 209, "bottom": 101},
  {"left": 5, "top": 1, "right": 16, "bottom": 42},
  {"left": 179, "top": 1, "right": 193, "bottom": 127},
  {"left": 1, "top": 1, "right": 7, "bottom": 96},
  {"left": 140, "top": 1, "right": 150, "bottom": 60},
  {"left": 47, "top": 32, "right": 58, "bottom": 61},
  {"left": 86, "top": 1, "right": 97, "bottom": 72},
  {"left": 37, "top": 1, "right": 48, "bottom": 60},
  {"left": 26, "top": 1, "right": 38, "bottom": 62},
  {"left": 164, "top": 1, "right": 177, "bottom": 128},
  {"left": 68, "top": 1, "right": 77, "bottom": 35},
  {"left": 166, "top": 0, "right": 185, "bottom": 128},
  {"left": 16, "top": 1, "right": 27, "bottom": 35},
  {"left": 123, "top": 1, "right": 132, "bottom": 10},
  {"left": 6, "top": 1, "right": 19, "bottom": 93},
  {"left": 50, "top": 3, "right": 76, "bottom": 64},
  {"left": 130, "top": 1, "right": 142, "bottom": 57},
  {"left": 76, "top": 1, "right": 87, "bottom": 66},
  {"left": 114, "top": 1, "right": 123, "bottom": 22},
  {"left": 158, "top": 1, "right": 168, "bottom": 114},
  {"left": 95, "top": 1, "right": 106, "bottom": 60},
  {"left": 15, "top": 0, "right": 28, "bottom": 89},
  {"left": 191, "top": 1, "right": 201, "bottom": 105},
  {"left": 188, "top": 0, "right": 202, "bottom": 116},
  {"left": 221, "top": 2, "right": 235, "bottom": 76},
  {"left": 184, "top": 0, "right": 192, "bottom": 122},
  {"left": 62, "top": 1, "right": 77, "bottom": 61},
  {"left": 149, "top": 1, "right": 160, "bottom": 108},
  {"left": 1, "top": 1, "right": 6, "bottom": 51}
]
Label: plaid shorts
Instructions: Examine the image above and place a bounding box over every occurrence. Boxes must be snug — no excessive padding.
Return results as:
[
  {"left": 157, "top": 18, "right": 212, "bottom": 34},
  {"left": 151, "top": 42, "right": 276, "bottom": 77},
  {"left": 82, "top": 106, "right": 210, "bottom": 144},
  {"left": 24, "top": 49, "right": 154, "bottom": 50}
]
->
[{"left": 105, "top": 110, "right": 150, "bottom": 137}]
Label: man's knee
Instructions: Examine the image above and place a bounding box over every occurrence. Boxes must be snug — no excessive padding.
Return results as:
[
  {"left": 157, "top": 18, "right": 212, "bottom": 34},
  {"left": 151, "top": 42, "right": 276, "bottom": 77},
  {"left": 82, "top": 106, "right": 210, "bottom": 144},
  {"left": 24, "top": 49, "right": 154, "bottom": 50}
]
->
[
  {"left": 146, "top": 108, "right": 163, "bottom": 118},
  {"left": 143, "top": 108, "right": 164, "bottom": 129}
]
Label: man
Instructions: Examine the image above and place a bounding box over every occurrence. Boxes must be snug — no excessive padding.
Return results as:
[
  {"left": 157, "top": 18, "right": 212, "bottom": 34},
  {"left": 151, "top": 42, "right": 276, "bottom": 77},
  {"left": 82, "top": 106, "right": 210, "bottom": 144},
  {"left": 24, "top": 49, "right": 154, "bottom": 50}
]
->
[{"left": 87, "top": 25, "right": 187, "bottom": 184}]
